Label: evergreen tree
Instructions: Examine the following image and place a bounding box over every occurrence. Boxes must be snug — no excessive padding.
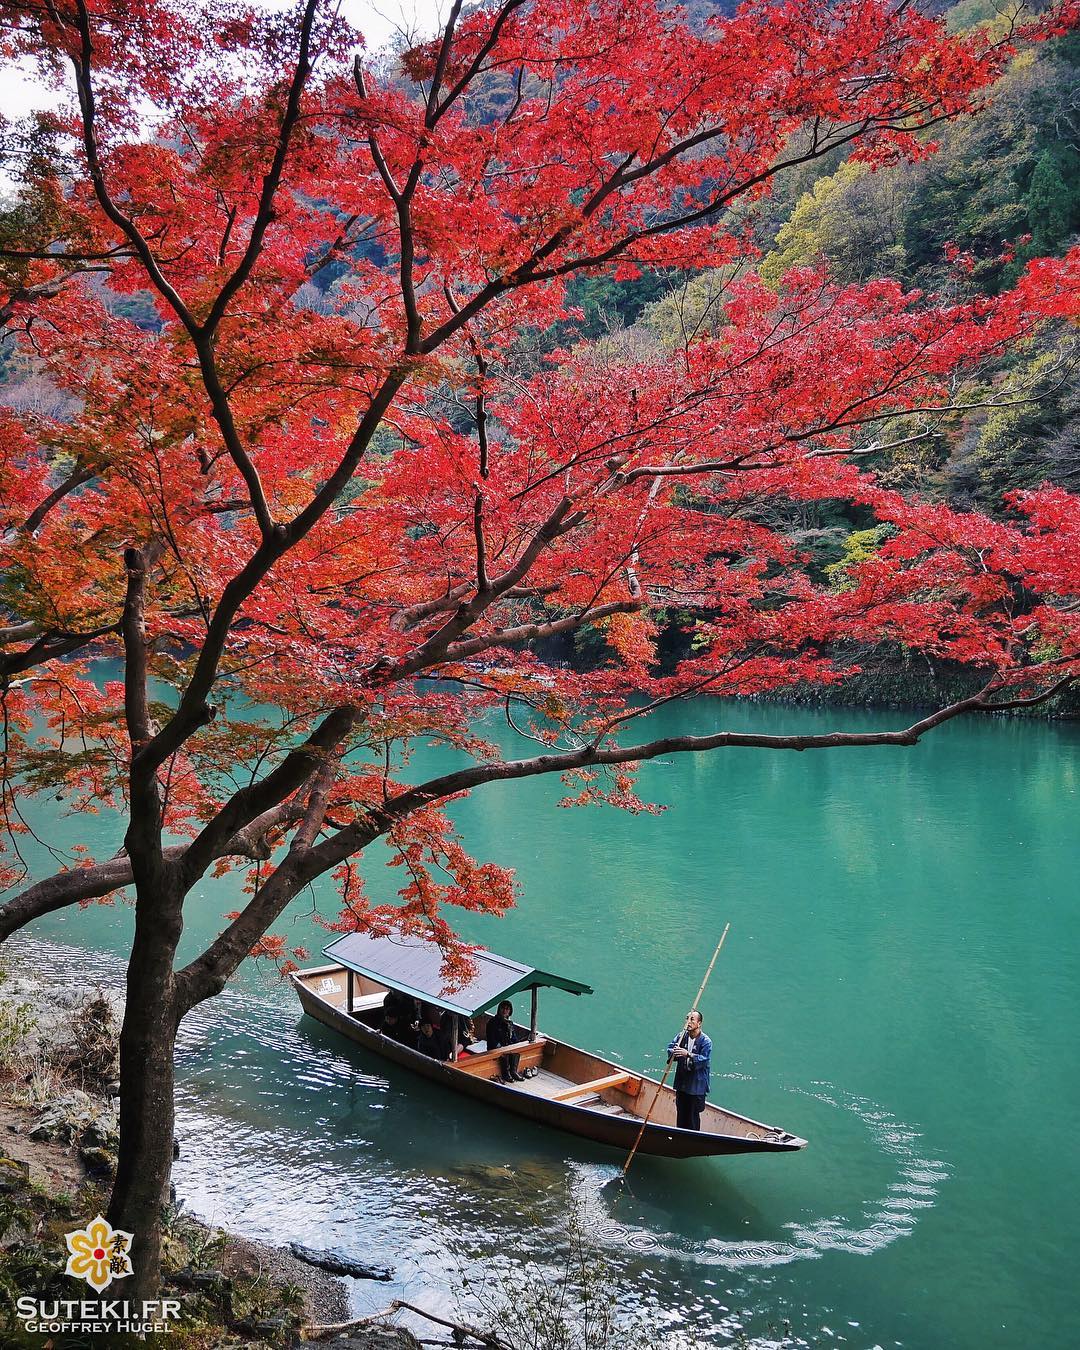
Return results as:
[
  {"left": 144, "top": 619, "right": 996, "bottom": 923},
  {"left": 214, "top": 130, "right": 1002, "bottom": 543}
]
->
[{"left": 1026, "top": 148, "right": 1080, "bottom": 255}]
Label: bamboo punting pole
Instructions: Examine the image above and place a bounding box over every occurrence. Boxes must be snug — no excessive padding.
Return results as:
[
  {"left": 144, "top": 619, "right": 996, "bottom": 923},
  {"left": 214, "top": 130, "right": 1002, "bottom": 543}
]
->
[{"left": 619, "top": 922, "right": 730, "bottom": 1180}]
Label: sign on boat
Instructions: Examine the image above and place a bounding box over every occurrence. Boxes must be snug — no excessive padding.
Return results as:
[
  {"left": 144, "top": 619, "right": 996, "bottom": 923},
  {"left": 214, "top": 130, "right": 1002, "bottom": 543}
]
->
[{"left": 291, "top": 932, "right": 806, "bottom": 1158}]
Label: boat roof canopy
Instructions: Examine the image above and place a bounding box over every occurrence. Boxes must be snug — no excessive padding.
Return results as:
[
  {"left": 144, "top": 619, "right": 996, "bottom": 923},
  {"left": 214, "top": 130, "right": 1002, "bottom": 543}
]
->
[{"left": 322, "top": 931, "right": 593, "bottom": 1017}]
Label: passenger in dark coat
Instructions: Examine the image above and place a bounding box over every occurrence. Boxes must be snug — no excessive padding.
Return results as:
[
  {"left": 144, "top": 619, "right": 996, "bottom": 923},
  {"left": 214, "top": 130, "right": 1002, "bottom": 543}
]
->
[
  {"left": 380, "top": 1002, "right": 418, "bottom": 1050},
  {"left": 417, "top": 1015, "right": 449, "bottom": 1061},
  {"left": 486, "top": 1000, "right": 522, "bottom": 1082},
  {"left": 441, "top": 1010, "right": 476, "bottom": 1057}
]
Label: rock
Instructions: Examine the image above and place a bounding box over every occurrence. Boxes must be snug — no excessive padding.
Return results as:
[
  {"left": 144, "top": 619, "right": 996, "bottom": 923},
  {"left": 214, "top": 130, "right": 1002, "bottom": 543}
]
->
[
  {"left": 337, "top": 1329, "right": 422, "bottom": 1350},
  {"left": 172, "top": 1268, "right": 232, "bottom": 1296},
  {"left": 82, "top": 1116, "right": 117, "bottom": 1149},
  {"left": 4, "top": 976, "right": 40, "bottom": 998},
  {"left": 0, "top": 1157, "right": 30, "bottom": 1195},
  {"left": 251, "top": 1317, "right": 286, "bottom": 1334},
  {"left": 287, "top": 1243, "right": 394, "bottom": 1281},
  {"left": 105, "top": 1081, "right": 121, "bottom": 1098},
  {"left": 29, "top": 1114, "right": 68, "bottom": 1144},
  {"left": 29, "top": 1092, "right": 118, "bottom": 1146},
  {"left": 78, "top": 1145, "right": 116, "bottom": 1180},
  {"left": 229, "top": 1321, "right": 292, "bottom": 1346}
]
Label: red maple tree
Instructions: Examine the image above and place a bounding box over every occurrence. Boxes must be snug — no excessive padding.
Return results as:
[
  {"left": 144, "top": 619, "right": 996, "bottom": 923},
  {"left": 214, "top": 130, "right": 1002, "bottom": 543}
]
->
[{"left": 2, "top": 0, "right": 1080, "bottom": 1297}]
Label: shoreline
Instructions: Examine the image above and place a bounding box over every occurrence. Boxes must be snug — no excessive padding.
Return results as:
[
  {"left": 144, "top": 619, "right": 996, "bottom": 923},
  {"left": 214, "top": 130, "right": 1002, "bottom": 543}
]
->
[
  {"left": 0, "top": 1092, "right": 353, "bottom": 1323},
  {"left": 0, "top": 944, "right": 698, "bottom": 1349},
  {"left": 0, "top": 954, "right": 358, "bottom": 1343}
]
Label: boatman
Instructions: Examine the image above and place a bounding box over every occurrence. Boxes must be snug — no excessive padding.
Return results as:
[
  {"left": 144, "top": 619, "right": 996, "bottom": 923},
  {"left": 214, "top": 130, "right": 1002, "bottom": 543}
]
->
[{"left": 668, "top": 1010, "right": 711, "bottom": 1131}]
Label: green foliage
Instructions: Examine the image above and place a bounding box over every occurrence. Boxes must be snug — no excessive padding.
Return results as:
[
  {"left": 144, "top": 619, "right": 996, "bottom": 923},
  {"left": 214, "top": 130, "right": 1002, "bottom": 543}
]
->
[
  {"left": 101, "top": 288, "right": 163, "bottom": 331},
  {"left": 946, "top": 0, "right": 1010, "bottom": 31},
  {"left": 0, "top": 1168, "right": 100, "bottom": 1345},
  {"left": 825, "top": 525, "right": 895, "bottom": 589},
  {"left": 967, "top": 338, "right": 1080, "bottom": 504},
  {"left": 1026, "top": 147, "right": 1080, "bottom": 255},
  {"left": 0, "top": 1171, "right": 308, "bottom": 1347},
  {"left": 613, "top": 15, "right": 1080, "bottom": 534},
  {"left": 559, "top": 268, "right": 674, "bottom": 342},
  {"left": 643, "top": 12, "right": 1080, "bottom": 534},
  {"left": 759, "top": 160, "right": 913, "bottom": 288},
  {"left": 905, "top": 40, "right": 1079, "bottom": 293},
  {"left": 640, "top": 267, "right": 739, "bottom": 346},
  {"left": 752, "top": 30, "right": 1080, "bottom": 300}
]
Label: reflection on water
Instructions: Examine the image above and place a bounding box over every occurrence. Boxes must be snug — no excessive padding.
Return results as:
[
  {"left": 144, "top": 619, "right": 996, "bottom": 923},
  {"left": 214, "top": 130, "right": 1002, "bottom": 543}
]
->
[{"left": 10, "top": 935, "right": 948, "bottom": 1346}]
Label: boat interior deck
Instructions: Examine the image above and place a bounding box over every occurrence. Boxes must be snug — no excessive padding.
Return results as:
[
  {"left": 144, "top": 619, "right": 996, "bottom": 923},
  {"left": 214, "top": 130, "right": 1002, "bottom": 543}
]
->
[
  {"left": 501, "top": 1066, "right": 637, "bottom": 1117},
  {"left": 344, "top": 995, "right": 635, "bottom": 1117},
  {"left": 324, "top": 976, "right": 645, "bottom": 1119}
]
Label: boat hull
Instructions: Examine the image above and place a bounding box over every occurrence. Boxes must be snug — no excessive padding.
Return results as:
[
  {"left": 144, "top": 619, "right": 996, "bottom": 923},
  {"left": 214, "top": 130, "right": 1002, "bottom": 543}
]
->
[{"left": 292, "top": 970, "right": 805, "bottom": 1159}]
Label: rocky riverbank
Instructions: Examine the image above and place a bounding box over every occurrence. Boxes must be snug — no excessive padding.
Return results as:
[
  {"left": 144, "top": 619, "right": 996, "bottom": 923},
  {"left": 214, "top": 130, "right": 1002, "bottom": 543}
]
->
[{"left": 0, "top": 957, "right": 426, "bottom": 1348}]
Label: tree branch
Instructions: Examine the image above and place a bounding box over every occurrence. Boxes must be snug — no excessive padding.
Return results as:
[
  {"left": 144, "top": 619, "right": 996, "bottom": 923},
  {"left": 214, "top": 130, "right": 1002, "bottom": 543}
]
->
[
  {"left": 177, "top": 704, "right": 357, "bottom": 888},
  {"left": 121, "top": 543, "right": 158, "bottom": 750},
  {"left": 68, "top": 0, "right": 199, "bottom": 334},
  {"left": 0, "top": 800, "right": 303, "bottom": 944},
  {"left": 168, "top": 673, "right": 1067, "bottom": 1009},
  {"left": 20, "top": 462, "right": 98, "bottom": 535},
  {"left": 0, "top": 622, "right": 121, "bottom": 681},
  {"left": 436, "top": 599, "right": 639, "bottom": 665},
  {"left": 201, "top": 0, "right": 320, "bottom": 333}
]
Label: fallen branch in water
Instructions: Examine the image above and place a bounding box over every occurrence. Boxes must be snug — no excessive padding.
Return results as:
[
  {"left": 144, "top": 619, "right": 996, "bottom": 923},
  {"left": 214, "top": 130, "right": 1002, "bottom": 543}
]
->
[
  {"left": 299, "top": 1303, "right": 396, "bottom": 1339},
  {"left": 300, "top": 1297, "right": 512, "bottom": 1348}
]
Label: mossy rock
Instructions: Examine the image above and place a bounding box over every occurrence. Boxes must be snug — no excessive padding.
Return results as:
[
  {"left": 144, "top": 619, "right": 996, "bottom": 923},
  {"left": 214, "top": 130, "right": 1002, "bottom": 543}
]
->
[
  {"left": 77, "top": 1144, "right": 116, "bottom": 1181},
  {"left": 0, "top": 1157, "right": 30, "bottom": 1195}
]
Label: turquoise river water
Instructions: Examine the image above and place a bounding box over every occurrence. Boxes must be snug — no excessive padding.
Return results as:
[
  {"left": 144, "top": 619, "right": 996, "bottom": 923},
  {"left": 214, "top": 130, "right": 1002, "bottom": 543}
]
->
[{"left": 6, "top": 701, "right": 1080, "bottom": 1348}]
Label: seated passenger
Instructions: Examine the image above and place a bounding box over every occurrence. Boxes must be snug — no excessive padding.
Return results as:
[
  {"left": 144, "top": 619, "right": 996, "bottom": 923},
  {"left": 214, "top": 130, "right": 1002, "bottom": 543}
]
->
[
  {"left": 417, "top": 1015, "right": 449, "bottom": 1061},
  {"left": 486, "top": 1000, "right": 524, "bottom": 1083},
  {"left": 441, "top": 1010, "right": 477, "bottom": 1056},
  {"left": 384, "top": 990, "right": 419, "bottom": 1025},
  {"left": 380, "top": 1005, "right": 418, "bottom": 1050}
]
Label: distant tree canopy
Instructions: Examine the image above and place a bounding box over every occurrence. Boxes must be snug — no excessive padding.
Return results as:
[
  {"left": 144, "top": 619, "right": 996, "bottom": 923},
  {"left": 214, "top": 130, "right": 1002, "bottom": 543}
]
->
[{"left": 566, "top": 14, "right": 1080, "bottom": 518}]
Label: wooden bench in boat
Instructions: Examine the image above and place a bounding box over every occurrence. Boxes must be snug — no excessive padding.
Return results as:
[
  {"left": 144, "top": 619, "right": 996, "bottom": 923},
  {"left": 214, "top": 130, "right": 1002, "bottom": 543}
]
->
[
  {"left": 550, "top": 1072, "right": 643, "bottom": 1103},
  {"left": 454, "top": 1038, "right": 546, "bottom": 1079}
]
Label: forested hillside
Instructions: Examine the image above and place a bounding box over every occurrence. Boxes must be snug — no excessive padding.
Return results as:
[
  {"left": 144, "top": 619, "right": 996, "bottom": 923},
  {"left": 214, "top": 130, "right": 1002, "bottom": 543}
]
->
[
  {"left": 543, "top": 3, "right": 1080, "bottom": 697},
  {"left": 2, "top": 0, "right": 1077, "bottom": 704},
  {"left": 566, "top": 7, "right": 1079, "bottom": 515}
]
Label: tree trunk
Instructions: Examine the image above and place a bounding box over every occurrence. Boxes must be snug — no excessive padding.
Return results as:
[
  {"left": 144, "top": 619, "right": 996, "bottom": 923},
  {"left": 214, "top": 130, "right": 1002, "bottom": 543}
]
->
[{"left": 106, "top": 885, "right": 183, "bottom": 1305}]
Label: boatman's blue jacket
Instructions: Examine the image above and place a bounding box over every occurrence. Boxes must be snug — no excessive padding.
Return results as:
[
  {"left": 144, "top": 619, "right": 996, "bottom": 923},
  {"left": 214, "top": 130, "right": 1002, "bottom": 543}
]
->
[{"left": 667, "top": 1031, "right": 712, "bottom": 1096}]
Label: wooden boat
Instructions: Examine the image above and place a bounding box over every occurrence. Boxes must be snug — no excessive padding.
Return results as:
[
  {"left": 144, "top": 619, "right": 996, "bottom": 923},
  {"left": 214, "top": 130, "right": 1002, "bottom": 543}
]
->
[{"left": 291, "top": 932, "right": 806, "bottom": 1159}]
